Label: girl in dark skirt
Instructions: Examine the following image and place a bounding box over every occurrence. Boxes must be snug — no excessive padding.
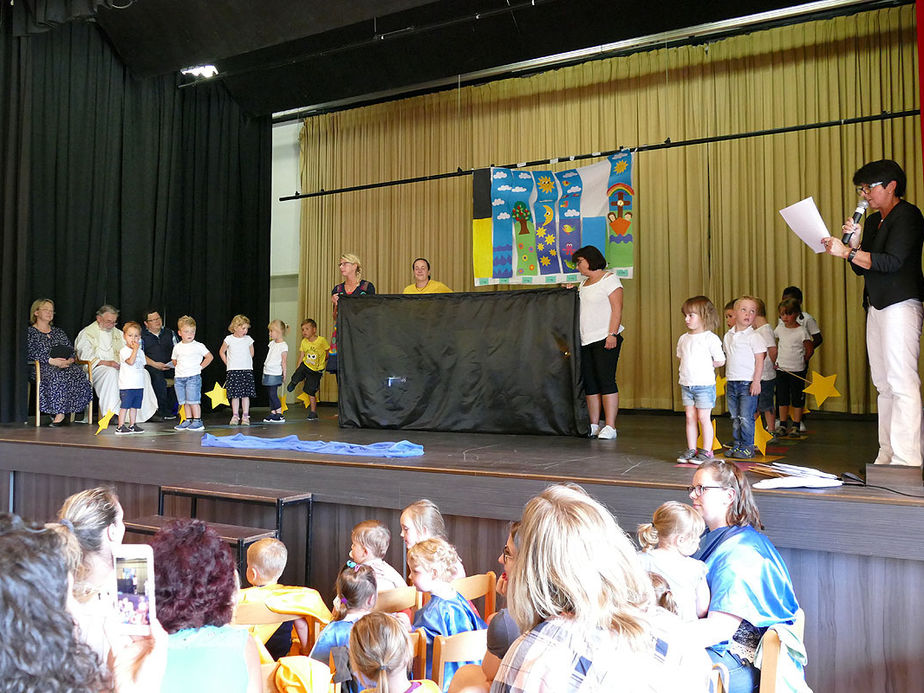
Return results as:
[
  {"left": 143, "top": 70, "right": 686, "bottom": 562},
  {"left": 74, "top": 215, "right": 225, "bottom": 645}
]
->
[{"left": 219, "top": 314, "right": 256, "bottom": 426}]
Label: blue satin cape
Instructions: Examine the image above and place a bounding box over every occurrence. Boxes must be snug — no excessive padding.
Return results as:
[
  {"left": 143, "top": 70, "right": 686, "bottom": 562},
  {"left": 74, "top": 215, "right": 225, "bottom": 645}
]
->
[{"left": 412, "top": 592, "right": 487, "bottom": 691}]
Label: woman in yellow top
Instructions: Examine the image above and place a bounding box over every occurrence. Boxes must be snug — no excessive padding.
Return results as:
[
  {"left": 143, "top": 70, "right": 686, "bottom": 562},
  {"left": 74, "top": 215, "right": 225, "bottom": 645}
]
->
[{"left": 403, "top": 258, "right": 452, "bottom": 294}]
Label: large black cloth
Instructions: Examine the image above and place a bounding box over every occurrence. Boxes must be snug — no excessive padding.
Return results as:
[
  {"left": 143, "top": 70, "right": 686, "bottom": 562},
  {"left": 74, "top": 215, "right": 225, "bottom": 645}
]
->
[{"left": 337, "top": 288, "right": 588, "bottom": 435}]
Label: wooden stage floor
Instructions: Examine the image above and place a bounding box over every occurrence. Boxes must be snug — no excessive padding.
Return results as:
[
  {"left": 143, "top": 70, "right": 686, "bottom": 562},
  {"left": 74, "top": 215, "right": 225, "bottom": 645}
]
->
[{"left": 1, "top": 406, "right": 919, "bottom": 506}]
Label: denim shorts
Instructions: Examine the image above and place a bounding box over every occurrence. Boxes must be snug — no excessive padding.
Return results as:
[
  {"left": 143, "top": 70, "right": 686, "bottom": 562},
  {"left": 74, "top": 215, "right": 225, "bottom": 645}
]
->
[
  {"left": 174, "top": 375, "right": 202, "bottom": 405},
  {"left": 262, "top": 374, "right": 283, "bottom": 387},
  {"left": 681, "top": 384, "right": 716, "bottom": 409},
  {"left": 119, "top": 388, "right": 143, "bottom": 410}
]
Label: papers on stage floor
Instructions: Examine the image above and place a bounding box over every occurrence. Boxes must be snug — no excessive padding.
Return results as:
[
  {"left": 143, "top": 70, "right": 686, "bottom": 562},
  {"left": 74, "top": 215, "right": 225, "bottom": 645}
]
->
[
  {"left": 754, "top": 475, "right": 843, "bottom": 489},
  {"left": 770, "top": 462, "right": 838, "bottom": 479},
  {"left": 779, "top": 196, "right": 829, "bottom": 253}
]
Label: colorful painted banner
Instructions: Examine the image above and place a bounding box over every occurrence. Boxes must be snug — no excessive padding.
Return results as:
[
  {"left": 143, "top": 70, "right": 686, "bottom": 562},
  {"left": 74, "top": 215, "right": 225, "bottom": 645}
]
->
[{"left": 472, "top": 152, "right": 634, "bottom": 285}]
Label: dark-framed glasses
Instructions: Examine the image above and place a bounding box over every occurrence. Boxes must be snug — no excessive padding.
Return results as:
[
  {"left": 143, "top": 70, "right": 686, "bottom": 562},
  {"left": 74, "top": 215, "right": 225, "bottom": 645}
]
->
[
  {"left": 855, "top": 182, "right": 883, "bottom": 195},
  {"left": 687, "top": 484, "right": 725, "bottom": 497}
]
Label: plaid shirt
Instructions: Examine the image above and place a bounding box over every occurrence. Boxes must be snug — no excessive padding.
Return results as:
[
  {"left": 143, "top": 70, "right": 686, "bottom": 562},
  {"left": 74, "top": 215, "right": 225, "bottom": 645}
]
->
[{"left": 490, "top": 615, "right": 654, "bottom": 693}]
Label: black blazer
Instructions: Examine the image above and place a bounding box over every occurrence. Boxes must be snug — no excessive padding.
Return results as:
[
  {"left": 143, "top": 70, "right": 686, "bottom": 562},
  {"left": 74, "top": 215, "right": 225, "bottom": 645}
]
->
[{"left": 851, "top": 199, "right": 924, "bottom": 310}]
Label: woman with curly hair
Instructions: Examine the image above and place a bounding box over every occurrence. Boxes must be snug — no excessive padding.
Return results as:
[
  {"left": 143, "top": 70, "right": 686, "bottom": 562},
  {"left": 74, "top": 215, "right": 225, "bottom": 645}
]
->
[{"left": 152, "top": 519, "right": 261, "bottom": 692}]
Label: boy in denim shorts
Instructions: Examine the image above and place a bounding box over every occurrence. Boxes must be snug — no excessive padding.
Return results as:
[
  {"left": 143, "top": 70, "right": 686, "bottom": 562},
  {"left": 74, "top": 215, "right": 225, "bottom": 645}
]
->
[{"left": 171, "top": 315, "right": 213, "bottom": 431}]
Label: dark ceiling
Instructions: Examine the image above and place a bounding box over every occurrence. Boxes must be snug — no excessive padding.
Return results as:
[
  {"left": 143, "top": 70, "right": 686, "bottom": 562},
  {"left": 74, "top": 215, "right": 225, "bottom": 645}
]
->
[{"left": 93, "top": 0, "right": 882, "bottom": 117}]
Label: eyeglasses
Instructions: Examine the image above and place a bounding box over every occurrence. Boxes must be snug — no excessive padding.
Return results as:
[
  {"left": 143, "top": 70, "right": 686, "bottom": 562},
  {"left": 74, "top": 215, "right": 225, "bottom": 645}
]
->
[
  {"left": 501, "top": 546, "right": 514, "bottom": 563},
  {"left": 855, "top": 182, "right": 883, "bottom": 195},
  {"left": 687, "top": 484, "right": 725, "bottom": 497}
]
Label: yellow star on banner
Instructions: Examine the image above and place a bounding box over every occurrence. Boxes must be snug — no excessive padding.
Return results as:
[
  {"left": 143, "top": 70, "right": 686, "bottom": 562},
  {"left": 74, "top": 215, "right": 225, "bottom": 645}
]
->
[
  {"left": 715, "top": 374, "right": 727, "bottom": 398},
  {"left": 280, "top": 396, "right": 288, "bottom": 414},
  {"left": 803, "top": 371, "right": 841, "bottom": 408},
  {"left": 178, "top": 405, "right": 186, "bottom": 423},
  {"left": 296, "top": 392, "right": 312, "bottom": 408},
  {"left": 206, "top": 382, "right": 230, "bottom": 409},
  {"left": 753, "top": 417, "right": 774, "bottom": 456},
  {"left": 696, "top": 419, "right": 723, "bottom": 452},
  {"left": 95, "top": 410, "right": 116, "bottom": 436}
]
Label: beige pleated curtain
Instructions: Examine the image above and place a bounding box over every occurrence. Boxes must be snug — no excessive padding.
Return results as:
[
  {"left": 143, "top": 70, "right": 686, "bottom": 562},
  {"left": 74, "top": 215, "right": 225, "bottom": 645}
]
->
[{"left": 298, "top": 5, "right": 921, "bottom": 412}]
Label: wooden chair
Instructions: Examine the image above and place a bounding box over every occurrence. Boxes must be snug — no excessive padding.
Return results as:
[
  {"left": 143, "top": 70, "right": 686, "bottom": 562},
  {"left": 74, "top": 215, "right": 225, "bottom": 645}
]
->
[
  {"left": 759, "top": 608, "right": 805, "bottom": 693},
  {"left": 709, "top": 662, "right": 729, "bottom": 693},
  {"left": 31, "top": 359, "right": 93, "bottom": 427},
  {"left": 408, "top": 630, "right": 427, "bottom": 681},
  {"left": 374, "top": 585, "right": 421, "bottom": 614},
  {"left": 452, "top": 571, "right": 496, "bottom": 619},
  {"left": 431, "top": 629, "right": 488, "bottom": 690}
]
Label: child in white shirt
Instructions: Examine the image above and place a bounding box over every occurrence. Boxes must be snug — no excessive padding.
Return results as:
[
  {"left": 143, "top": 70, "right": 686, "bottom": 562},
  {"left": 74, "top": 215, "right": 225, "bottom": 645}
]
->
[
  {"left": 116, "top": 322, "right": 146, "bottom": 435},
  {"left": 722, "top": 297, "right": 767, "bottom": 458}
]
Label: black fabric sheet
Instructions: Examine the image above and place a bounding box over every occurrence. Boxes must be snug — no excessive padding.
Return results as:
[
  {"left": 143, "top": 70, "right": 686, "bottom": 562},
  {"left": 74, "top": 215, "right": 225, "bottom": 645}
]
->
[{"left": 337, "top": 289, "right": 589, "bottom": 435}]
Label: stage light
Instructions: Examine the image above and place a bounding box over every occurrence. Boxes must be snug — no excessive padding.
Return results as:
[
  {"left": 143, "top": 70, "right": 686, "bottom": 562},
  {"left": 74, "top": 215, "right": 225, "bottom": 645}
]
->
[{"left": 180, "top": 64, "right": 219, "bottom": 79}]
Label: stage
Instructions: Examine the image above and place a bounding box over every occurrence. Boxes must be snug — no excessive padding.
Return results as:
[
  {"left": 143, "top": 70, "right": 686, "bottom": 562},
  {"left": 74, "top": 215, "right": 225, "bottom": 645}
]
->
[{"left": 1, "top": 407, "right": 922, "bottom": 691}]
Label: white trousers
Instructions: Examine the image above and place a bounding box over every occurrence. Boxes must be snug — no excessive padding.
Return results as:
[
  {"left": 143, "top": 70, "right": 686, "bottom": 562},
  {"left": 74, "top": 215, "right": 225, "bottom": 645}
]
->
[
  {"left": 866, "top": 299, "right": 923, "bottom": 466},
  {"left": 93, "top": 365, "right": 157, "bottom": 423}
]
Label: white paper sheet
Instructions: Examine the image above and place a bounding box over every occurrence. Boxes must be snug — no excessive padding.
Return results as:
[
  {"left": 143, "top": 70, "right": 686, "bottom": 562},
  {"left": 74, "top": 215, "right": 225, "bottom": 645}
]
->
[{"left": 779, "top": 197, "right": 830, "bottom": 254}]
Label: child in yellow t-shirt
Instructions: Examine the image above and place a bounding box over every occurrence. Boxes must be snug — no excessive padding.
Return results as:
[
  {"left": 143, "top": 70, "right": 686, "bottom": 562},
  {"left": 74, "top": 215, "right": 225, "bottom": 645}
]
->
[
  {"left": 239, "top": 538, "right": 331, "bottom": 659},
  {"left": 286, "top": 318, "right": 329, "bottom": 421}
]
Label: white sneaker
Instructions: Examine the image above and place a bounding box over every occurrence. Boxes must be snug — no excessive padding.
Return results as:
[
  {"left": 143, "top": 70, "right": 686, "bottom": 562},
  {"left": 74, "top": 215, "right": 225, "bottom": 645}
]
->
[
  {"left": 589, "top": 423, "right": 601, "bottom": 437},
  {"left": 799, "top": 421, "right": 807, "bottom": 432},
  {"left": 597, "top": 425, "right": 618, "bottom": 440}
]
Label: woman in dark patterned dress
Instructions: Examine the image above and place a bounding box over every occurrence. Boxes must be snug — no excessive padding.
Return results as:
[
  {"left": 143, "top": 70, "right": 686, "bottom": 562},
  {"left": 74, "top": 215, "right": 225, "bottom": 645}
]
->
[{"left": 27, "top": 298, "right": 92, "bottom": 426}]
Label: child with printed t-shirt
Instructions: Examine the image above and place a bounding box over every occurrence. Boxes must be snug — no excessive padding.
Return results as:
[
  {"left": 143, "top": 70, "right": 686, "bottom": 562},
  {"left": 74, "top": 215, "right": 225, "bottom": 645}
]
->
[{"left": 286, "top": 318, "right": 329, "bottom": 421}]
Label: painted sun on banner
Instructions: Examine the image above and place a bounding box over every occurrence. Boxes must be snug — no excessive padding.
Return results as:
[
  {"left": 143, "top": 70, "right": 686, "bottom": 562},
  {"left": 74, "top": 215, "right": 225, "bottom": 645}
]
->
[{"left": 472, "top": 152, "right": 634, "bottom": 285}]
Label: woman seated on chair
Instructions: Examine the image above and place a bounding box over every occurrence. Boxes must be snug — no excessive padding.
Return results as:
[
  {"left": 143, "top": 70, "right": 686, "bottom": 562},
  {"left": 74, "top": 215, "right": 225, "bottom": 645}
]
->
[
  {"left": 27, "top": 298, "right": 92, "bottom": 426},
  {"left": 687, "top": 460, "right": 803, "bottom": 693},
  {"left": 152, "top": 518, "right": 262, "bottom": 693}
]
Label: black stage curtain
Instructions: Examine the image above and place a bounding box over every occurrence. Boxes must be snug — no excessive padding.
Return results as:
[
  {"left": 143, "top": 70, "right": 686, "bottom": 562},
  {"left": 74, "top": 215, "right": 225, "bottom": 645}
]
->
[
  {"left": 337, "top": 289, "right": 589, "bottom": 435},
  {"left": 0, "top": 16, "right": 271, "bottom": 423}
]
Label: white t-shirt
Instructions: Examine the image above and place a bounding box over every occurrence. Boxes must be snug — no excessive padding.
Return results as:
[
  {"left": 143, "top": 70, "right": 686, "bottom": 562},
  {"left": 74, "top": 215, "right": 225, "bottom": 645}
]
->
[
  {"left": 774, "top": 324, "right": 813, "bottom": 371},
  {"left": 578, "top": 272, "right": 625, "bottom": 346},
  {"left": 118, "top": 345, "right": 146, "bottom": 390},
  {"left": 723, "top": 326, "right": 767, "bottom": 381},
  {"left": 776, "top": 310, "right": 820, "bottom": 336},
  {"left": 172, "top": 341, "right": 210, "bottom": 378},
  {"left": 223, "top": 335, "right": 254, "bottom": 370},
  {"left": 676, "top": 331, "right": 725, "bottom": 387},
  {"left": 263, "top": 340, "right": 289, "bottom": 376},
  {"left": 754, "top": 324, "right": 777, "bottom": 381}
]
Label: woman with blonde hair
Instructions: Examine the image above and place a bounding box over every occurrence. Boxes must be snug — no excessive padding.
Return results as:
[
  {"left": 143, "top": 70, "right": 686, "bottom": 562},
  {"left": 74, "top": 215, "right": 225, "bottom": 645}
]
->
[
  {"left": 328, "top": 253, "right": 375, "bottom": 375},
  {"left": 494, "top": 484, "right": 655, "bottom": 691}
]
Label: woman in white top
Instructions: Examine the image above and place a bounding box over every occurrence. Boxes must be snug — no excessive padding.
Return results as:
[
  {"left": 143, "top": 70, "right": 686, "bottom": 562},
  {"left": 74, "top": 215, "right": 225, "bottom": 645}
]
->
[{"left": 573, "top": 245, "right": 624, "bottom": 439}]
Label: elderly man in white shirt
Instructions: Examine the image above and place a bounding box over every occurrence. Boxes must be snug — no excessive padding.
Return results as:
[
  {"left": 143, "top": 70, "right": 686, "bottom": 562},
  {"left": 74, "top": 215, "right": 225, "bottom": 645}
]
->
[{"left": 75, "top": 304, "right": 157, "bottom": 423}]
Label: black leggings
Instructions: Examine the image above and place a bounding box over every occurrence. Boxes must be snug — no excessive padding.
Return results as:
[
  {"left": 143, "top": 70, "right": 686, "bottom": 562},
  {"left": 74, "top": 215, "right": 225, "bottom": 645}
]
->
[{"left": 581, "top": 335, "right": 623, "bottom": 396}]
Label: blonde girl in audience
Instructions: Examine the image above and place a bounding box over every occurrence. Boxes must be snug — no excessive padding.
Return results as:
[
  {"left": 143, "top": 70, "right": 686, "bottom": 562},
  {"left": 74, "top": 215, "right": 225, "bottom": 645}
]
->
[
  {"left": 310, "top": 562, "right": 378, "bottom": 665},
  {"left": 636, "top": 501, "right": 710, "bottom": 621},
  {"left": 675, "top": 296, "right": 726, "bottom": 463},
  {"left": 349, "top": 612, "right": 440, "bottom": 693},
  {"left": 400, "top": 499, "right": 465, "bottom": 579},
  {"left": 219, "top": 314, "right": 255, "bottom": 426},
  {"left": 262, "top": 319, "right": 289, "bottom": 423},
  {"left": 409, "top": 538, "right": 485, "bottom": 690}
]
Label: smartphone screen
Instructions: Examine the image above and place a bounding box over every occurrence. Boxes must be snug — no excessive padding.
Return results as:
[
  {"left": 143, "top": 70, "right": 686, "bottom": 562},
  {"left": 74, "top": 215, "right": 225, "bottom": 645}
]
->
[{"left": 114, "top": 549, "right": 155, "bottom": 635}]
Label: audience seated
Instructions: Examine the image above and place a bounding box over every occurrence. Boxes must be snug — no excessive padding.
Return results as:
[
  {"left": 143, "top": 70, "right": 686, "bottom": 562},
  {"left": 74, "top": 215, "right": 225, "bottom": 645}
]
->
[
  {"left": 152, "top": 518, "right": 262, "bottom": 693},
  {"left": 350, "top": 520, "right": 406, "bottom": 592},
  {"left": 687, "top": 460, "right": 803, "bottom": 693},
  {"left": 400, "top": 500, "right": 465, "bottom": 580},
  {"left": 409, "top": 538, "right": 486, "bottom": 691},
  {"left": 350, "top": 612, "right": 440, "bottom": 693},
  {"left": 310, "top": 562, "right": 378, "bottom": 667}
]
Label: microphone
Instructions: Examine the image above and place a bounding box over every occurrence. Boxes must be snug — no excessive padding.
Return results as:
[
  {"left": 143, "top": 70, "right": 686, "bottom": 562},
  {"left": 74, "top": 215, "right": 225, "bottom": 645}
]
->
[{"left": 842, "top": 199, "right": 868, "bottom": 244}]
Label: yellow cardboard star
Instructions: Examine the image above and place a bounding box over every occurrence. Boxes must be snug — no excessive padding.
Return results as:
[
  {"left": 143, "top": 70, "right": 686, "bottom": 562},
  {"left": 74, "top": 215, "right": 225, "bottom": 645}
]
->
[
  {"left": 95, "top": 410, "right": 116, "bottom": 436},
  {"left": 178, "top": 405, "right": 186, "bottom": 423},
  {"left": 803, "top": 371, "right": 841, "bottom": 408},
  {"left": 715, "top": 374, "right": 727, "bottom": 398},
  {"left": 206, "top": 382, "right": 230, "bottom": 409},
  {"left": 280, "top": 395, "right": 288, "bottom": 414},
  {"left": 753, "top": 417, "right": 774, "bottom": 456},
  {"left": 696, "top": 419, "right": 723, "bottom": 452},
  {"left": 296, "top": 392, "right": 312, "bottom": 408}
]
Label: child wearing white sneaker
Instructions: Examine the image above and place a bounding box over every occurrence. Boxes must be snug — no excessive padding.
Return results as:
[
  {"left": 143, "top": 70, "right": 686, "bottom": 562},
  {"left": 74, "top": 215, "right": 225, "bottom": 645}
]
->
[
  {"left": 116, "top": 322, "right": 146, "bottom": 435},
  {"left": 573, "top": 245, "right": 624, "bottom": 440},
  {"left": 219, "top": 314, "right": 255, "bottom": 426},
  {"left": 675, "top": 297, "right": 725, "bottom": 463},
  {"left": 171, "top": 315, "right": 213, "bottom": 431},
  {"left": 262, "top": 319, "right": 289, "bottom": 423}
]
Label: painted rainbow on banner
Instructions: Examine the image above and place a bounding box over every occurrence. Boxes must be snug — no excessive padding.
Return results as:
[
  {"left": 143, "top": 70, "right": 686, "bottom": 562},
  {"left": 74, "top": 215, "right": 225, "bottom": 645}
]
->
[{"left": 472, "top": 152, "right": 634, "bottom": 285}]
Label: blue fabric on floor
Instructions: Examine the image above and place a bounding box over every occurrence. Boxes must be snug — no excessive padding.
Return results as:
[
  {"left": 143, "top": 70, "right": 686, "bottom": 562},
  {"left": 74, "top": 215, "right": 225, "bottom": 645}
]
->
[{"left": 200, "top": 433, "right": 424, "bottom": 457}]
